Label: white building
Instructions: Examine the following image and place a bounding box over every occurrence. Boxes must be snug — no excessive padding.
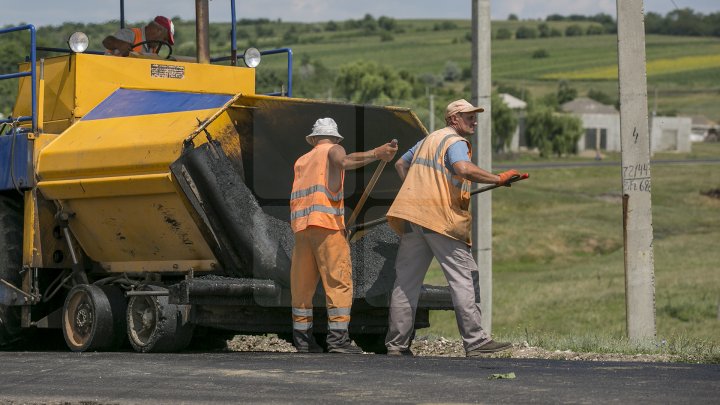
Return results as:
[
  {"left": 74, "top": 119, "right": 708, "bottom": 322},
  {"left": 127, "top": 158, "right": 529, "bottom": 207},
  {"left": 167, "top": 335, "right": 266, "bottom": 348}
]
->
[
  {"left": 561, "top": 97, "right": 620, "bottom": 154},
  {"left": 499, "top": 93, "right": 527, "bottom": 152},
  {"left": 562, "top": 97, "right": 692, "bottom": 154},
  {"left": 650, "top": 115, "right": 692, "bottom": 153},
  {"left": 690, "top": 115, "right": 717, "bottom": 142}
]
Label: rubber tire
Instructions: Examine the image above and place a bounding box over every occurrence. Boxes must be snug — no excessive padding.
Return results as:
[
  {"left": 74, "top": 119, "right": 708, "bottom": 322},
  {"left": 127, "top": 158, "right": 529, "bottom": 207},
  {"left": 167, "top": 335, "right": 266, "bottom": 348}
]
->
[
  {"left": 0, "top": 195, "right": 23, "bottom": 347},
  {"left": 99, "top": 285, "right": 129, "bottom": 349},
  {"left": 127, "top": 286, "right": 194, "bottom": 353},
  {"left": 62, "top": 284, "right": 121, "bottom": 352}
]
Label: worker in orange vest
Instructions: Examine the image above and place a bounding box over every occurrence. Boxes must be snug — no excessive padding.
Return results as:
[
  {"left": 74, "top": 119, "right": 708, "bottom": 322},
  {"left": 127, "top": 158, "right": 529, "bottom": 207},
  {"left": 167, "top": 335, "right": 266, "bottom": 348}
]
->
[
  {"left": 385, "top": 99, "right": 519, "bottom": 357},
  {"left": 103, "top": 16, "right": 175, "bottom": 57},
  {"left": 290, "top": 117, "right": 397, "bottom": 353}
]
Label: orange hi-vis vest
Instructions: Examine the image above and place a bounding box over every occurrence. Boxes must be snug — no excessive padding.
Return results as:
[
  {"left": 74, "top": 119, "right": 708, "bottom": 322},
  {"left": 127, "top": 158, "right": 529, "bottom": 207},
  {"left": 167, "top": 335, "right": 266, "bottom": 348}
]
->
[
  {"left": 104, "top": 28, "right": 146, "bottom": 54},
  {"left": 387, "top": 128, "right": 473, "bottom": 245},
  {"left": 129, "top": 28, "right": 144, "bottom": 52},
  {"left": 290, "top": 143, "right": 345, "bottom": 233}
]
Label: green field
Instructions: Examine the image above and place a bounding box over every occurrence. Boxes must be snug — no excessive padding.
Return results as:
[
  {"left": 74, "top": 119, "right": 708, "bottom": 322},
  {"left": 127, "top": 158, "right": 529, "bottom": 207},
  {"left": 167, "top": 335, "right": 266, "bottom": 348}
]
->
[
  {"left": 4, "top": 18, "right": 719, "bottom": 121},
  {"left": 421, "top": 143, "right": 720, "bottom": 360},
  {"left": 246, "top": 19, "right": 720, "bottom": 121}
]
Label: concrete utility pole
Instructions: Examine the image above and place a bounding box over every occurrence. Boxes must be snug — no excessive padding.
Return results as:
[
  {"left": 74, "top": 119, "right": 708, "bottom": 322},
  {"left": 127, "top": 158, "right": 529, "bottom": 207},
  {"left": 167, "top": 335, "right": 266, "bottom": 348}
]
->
[
  {"left": 616, "top": 0, "right": 657, "bottom": 343},
  {"left": 471, "top": 0, "right": 493, "bottom": 333}
]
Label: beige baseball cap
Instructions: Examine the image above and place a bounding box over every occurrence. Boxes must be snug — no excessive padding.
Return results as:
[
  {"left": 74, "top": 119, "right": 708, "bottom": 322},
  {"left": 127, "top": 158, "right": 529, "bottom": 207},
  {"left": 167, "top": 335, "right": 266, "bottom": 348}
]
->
[{"left": 445, "top": 99, "right": 485, "bottom": 119}]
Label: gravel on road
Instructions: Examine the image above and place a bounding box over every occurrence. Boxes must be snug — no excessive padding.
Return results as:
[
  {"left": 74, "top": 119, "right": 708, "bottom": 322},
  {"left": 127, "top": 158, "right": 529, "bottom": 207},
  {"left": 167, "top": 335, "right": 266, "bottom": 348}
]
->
[{"left": 225, "top": 334, "right": 680, "bottom": 362}]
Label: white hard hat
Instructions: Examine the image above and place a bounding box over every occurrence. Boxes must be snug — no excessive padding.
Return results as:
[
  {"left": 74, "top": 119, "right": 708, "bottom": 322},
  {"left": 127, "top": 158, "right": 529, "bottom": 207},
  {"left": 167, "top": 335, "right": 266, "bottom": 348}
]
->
[{"left": 306, "top": 117, "right": 344, "bottom": 145}]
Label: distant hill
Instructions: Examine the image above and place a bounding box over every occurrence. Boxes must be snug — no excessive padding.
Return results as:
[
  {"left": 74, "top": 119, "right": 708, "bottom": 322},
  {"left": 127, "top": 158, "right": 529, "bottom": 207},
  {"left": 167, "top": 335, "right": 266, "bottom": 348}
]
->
[{"left": 1, "top": 16, "right": 719, "bottom": 121}]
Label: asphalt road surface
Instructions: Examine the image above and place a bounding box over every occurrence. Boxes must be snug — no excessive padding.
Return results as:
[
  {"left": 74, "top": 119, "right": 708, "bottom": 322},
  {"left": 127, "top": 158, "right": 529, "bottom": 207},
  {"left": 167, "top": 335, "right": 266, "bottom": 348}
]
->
[{"left": 1, "top": 351, "right": 718, "bottom": 404}]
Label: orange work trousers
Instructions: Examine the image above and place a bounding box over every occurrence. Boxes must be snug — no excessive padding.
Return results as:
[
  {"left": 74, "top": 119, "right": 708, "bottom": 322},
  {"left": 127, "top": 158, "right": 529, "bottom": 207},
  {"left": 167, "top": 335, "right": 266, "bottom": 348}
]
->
[{"left": 291, "top": 226, "right": 353, "bottom": 332}]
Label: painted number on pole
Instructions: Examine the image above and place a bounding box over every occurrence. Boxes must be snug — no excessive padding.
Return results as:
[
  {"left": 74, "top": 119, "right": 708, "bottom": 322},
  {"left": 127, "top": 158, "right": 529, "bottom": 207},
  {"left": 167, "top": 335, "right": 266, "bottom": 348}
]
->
[{"left": 622, "top": 162, "right": 651, "bottom": 192}]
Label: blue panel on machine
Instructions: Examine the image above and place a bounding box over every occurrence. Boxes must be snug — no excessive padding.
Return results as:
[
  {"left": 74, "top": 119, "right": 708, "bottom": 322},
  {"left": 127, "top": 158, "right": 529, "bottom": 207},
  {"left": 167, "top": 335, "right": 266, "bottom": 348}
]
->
[
  {"left": 83, "top": 89, "right": 233, "bottom": 121},
  {"left": 0, "top": 131, "right": 32, "bottom": 192}
]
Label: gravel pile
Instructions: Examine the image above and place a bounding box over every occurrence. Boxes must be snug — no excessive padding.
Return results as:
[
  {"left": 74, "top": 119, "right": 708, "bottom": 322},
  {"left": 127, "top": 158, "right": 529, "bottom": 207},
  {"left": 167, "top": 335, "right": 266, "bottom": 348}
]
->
[
  {"left": 349, "top": 223, "right": 398, "bottom": 298},
  {"left": 224, "top": 334, "right": 679, "bottom": 362},
  {"left": 226, "top": 334, "right": 296, "bottom": 353}
]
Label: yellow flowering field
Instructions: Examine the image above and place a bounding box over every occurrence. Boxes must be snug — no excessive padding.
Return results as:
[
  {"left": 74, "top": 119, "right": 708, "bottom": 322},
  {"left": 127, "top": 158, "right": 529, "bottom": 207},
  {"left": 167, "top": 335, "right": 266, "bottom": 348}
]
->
[{"left": 543, "top": 54, "right": 720, "bottom": 80}]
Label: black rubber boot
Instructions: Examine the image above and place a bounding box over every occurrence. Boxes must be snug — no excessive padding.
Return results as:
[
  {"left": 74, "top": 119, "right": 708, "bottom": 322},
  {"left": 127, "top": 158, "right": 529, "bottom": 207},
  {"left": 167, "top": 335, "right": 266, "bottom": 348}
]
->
[
  {"left": 327, "top": 330, "right": 363, "bottom": 354},
  {"left": 293, "top": 329, "right": 324, "bottom": 353}
]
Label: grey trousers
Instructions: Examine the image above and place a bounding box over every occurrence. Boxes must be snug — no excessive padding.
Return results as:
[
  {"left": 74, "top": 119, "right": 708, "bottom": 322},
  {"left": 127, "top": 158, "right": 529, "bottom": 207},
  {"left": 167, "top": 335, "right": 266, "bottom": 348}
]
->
[{"left": 385, "top": 223, "right": 491, "bottom": 352}]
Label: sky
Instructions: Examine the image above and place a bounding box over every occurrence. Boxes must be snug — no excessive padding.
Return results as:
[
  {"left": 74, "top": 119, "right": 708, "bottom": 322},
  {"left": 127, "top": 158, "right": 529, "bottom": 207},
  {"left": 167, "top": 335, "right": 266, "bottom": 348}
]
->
[{"left": 1, "top": 0, "right": 718, "bottom": 27}]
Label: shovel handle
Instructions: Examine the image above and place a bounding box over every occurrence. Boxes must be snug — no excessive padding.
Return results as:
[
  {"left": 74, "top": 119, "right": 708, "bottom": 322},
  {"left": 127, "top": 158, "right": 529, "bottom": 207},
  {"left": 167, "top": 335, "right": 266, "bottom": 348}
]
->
[
  {"left": 346, "top": 139, "right": 398, "bottom": 230},
  {"left": 348, "top": 172, "right": 529, "bottom": 238}
]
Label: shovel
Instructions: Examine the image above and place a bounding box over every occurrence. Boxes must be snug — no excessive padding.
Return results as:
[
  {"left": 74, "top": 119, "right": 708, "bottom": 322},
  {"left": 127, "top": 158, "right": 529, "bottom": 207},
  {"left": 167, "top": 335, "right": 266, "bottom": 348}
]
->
[
  {"left": 345, "top": 139, "right": 398, "bottom": 236},
  {"left": 347, "top": 172, "right": 529, "bottom": 240}
]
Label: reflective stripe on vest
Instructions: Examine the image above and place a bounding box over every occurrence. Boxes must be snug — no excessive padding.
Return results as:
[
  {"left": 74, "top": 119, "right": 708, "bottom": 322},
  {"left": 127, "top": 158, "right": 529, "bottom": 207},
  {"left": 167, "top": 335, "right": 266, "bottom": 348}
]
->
[
  {"left": 290, "top": 184, "right": 344, "bottom": 202},
  {"left": 411, "top": 133, "right": 471, "bottom": 194},
  {"left": 386, "top": 129, "right": 472, "bottom": 244},
  {"left": 290, "top": 143, "right": 345, "bottom": 233}
]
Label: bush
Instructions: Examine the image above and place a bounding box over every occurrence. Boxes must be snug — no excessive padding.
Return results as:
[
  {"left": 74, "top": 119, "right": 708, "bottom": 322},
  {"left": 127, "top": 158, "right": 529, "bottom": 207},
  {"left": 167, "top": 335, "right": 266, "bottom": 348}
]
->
[
  {"left": 516, "top": 26, "right": 539, "bottom": 39},
  {"left": 434, "top": 21, "right": 458, "bottom": 31},
  {"left": 587, "top": 89, "right": 614, "bottom": 106},
  {"left": 496, "top": 28, "right": 512, "bottom": 40},
  {"left": 532, "top": 49, "right": 549, "bottom": 59},
  {"left": 443, "top": 61, "right": 461, "bottom": 82},
  {"left": 491, "top": 92, "right": 518, "bottom": 153},
  {"left": 335, "top": 61, "right": 413, "bottom": 104},
  {"left": 496, "top": 84, "right": 527, "bottom": 101},
  {"left": 380, "top": 31, "right": 394, "bottom": 42},
  {"left": 538, "top": 23, "right": 551, "bottom": 38},
  {"left": 586, "top": 25, "right": 605, "bottom": 35},
  {"left": 378, "top": 16, "right": 397, "bottom": 31},
  {"left": 565, "top": 24, "right": 584, "bottom": 37},
  {"left": 525, "top": 106, "right": 583, "bottom": 157},
  {"left": 325, "top": 21, "right": 339, "bottom": 32}
]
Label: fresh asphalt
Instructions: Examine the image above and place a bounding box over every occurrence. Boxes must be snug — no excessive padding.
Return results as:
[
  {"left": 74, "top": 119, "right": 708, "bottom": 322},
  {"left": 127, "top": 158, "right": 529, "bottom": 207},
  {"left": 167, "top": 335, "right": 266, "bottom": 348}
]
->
[{"left": 0, "top": 351, "right": 717, "bottom": 404}]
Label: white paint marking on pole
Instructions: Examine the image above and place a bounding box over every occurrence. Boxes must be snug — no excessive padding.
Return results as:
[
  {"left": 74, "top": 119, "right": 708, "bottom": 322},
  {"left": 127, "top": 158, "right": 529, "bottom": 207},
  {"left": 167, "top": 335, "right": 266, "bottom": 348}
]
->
[
  {"left": 616, "top": 0, "right": 657, "bottom": 343},
  {"left": 471, "top": 0, "right": 493, "bottom": 333}
]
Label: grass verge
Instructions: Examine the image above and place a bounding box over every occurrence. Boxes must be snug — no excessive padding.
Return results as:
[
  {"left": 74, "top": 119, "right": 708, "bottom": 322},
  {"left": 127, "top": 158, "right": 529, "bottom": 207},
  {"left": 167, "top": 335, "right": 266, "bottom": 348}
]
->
[{"left": 422, "top": 142, "right": 720, "bottom": 363}]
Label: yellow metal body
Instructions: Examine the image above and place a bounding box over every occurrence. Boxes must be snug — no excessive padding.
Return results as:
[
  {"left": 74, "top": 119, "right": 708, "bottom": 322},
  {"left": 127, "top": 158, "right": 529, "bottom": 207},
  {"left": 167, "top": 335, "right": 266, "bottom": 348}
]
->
[
  {"left": 24, "top": 53, "right": 256, "bottom": 273},
  {"left": 14, "top": 53, "right": 254, "bottom": 133}
]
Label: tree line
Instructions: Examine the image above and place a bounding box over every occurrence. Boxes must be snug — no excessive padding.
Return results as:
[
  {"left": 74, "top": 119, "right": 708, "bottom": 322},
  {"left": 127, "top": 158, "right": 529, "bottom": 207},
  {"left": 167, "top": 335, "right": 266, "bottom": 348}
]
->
[
  {"left": 546, "top": 8, "right": 720, "bottom": 37},
  {"left": 2, "top": 8, "right": 713, "bottom": 156}
]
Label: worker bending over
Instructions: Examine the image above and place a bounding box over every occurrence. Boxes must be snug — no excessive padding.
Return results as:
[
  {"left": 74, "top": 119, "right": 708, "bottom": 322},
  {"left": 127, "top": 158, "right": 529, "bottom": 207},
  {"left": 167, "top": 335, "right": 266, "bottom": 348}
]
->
[{"left": 290, "top": 118, "right": 398, "bottom": 353}]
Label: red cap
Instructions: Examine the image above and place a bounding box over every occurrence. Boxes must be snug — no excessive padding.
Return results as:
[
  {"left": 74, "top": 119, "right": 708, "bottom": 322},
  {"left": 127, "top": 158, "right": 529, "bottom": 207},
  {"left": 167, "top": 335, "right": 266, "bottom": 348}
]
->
[{"left": 153, "top": 16, "right": 175, "bottom": 45}]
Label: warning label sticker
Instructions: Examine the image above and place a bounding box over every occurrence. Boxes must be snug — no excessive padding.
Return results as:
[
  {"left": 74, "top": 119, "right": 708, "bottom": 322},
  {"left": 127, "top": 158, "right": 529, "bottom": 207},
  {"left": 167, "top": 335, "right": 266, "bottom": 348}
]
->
[{"left": 150, "top": 64, "right": 185, "bottom": 79}]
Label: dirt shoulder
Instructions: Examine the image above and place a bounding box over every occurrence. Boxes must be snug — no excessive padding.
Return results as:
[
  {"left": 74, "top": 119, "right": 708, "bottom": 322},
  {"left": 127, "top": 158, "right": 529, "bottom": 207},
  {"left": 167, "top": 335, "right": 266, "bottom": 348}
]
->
[{"left": 225, "top": 335, "right": 682, "bottom": 363}]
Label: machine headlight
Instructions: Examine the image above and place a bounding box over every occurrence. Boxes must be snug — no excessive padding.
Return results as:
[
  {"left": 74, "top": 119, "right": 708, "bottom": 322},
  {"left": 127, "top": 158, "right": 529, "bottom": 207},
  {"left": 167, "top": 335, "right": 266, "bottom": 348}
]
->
[
  {"left": 68, "top": 32, "right": 89, "bottom": 53},
  {"left": 243, "top": 47, "right": 261, "bottom": 68}
]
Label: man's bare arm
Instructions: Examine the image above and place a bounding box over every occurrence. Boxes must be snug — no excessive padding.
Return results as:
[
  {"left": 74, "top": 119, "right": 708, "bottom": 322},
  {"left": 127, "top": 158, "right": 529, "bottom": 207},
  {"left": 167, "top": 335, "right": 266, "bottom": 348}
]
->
[
  {"left": 102, "top": 36, "right": 133, "bottom": 56},
  {"left": 328, "top": 142, "right": 398, "bottom": 171},
  {"left": 395, "top": 158, "right": 411, "bottom": 181},
  {"left": 452, "top": 161, "right": 500, "bottom": 185}
]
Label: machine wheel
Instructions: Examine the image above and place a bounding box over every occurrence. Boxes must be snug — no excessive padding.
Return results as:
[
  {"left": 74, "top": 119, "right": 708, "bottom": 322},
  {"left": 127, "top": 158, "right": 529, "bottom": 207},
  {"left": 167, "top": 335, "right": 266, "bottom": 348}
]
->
[
  {"left": 127, "top": 286, "right": 194, "bottom": 353},
  {"left": 353, "top": 333, "right": 388, "bottom": 354},
  {"left": 62, "top": 284, "right": 125, "bottom": 352},
  {"left": 0, "top": 195, "right": 23, "bottom": 347}
]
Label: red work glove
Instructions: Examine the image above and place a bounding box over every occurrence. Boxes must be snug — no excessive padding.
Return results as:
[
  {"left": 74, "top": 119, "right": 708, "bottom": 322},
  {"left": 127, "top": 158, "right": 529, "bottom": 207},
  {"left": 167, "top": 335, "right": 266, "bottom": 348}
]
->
[{"left": 497, "top": 169, "right": 520, "bottom": 186}]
